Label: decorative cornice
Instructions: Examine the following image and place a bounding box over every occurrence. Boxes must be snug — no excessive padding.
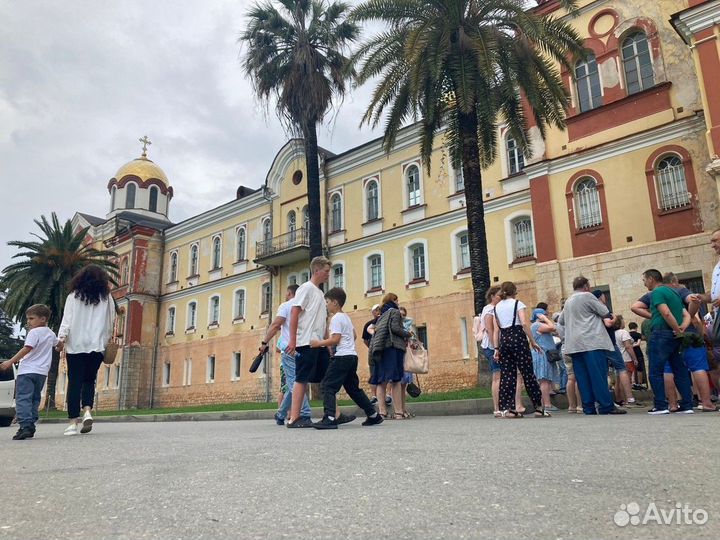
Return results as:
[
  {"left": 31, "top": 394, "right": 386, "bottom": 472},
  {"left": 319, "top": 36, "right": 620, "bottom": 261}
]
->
[
  {"left": 329, "top": 190, "right": 531, "bottom": 256},
  {"left": 108, "top": 175, "right": 173, "bottom": 198},
  {"left": 161, "top": 267, "right": 267, "bottom": 302},
  {"left": 523, "top": 115, "right": 706, "bottom": 180},
  {"left": 671, "top": 0, "right": 720, "bottom": 44}
]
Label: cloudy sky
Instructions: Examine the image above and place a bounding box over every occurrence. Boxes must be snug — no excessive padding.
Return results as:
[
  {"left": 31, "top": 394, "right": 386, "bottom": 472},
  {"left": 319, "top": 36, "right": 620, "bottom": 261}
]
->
[{"left": 0, "top": 0, "right": 381, "bottom": 271}]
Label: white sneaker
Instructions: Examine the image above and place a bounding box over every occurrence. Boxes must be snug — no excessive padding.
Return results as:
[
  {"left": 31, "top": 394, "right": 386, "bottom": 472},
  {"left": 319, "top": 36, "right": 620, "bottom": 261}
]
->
[
  {"left": 80, "top": 411, "right": 93, "bottom": 433},
  {"left": 647, "top": 408, "right": 670, "bottom": 415},
  {"left": 64, "top": 423, "right": 79, "bottom": 436},
  {"left": 674, "top": 408, "right": 695, "bottom": 414}
]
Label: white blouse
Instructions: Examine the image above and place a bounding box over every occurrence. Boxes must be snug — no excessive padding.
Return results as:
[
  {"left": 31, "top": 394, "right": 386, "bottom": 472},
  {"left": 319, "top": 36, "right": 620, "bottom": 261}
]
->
[{"left": 58, "top": 293, "right": 116, "bottom": 354}]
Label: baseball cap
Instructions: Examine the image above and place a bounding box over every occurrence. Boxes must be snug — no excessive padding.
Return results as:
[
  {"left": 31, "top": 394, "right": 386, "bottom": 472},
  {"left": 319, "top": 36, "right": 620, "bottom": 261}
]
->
[{"left": 371, "top": 304, "right": 380, "bottom": 312}]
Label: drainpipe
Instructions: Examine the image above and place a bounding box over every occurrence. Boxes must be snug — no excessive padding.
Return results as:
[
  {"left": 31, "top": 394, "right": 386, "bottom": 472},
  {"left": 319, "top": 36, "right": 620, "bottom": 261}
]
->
[
  {"left": 263, "top": 185, "right": 273, "bottom": 403},
  {"left": 149, "top": 230, "right": 165, "bottom": 409}
]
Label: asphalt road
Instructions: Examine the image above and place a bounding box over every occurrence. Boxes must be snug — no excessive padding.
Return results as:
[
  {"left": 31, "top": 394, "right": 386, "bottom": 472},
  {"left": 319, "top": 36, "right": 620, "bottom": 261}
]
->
[{"left": 2, "top": 411, "right": 718, "bottom": 540}]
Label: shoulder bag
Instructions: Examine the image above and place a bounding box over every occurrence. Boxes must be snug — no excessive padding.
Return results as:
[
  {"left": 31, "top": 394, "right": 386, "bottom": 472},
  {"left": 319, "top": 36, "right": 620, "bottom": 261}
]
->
[{"left": 404, "top": 338, "right": 429, "bottom": 374}]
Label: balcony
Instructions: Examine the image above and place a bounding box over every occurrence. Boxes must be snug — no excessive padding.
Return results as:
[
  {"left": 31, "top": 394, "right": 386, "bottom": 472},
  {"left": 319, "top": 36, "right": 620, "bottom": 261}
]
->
[{"left": 254, "top": 227, "right": 310, "bottom": 267}]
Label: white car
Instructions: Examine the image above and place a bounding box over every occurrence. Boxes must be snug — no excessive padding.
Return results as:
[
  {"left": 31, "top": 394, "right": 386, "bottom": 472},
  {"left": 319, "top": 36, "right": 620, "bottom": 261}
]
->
[{"left": 0, "top": 363, "right": 16, "bottom": 427}]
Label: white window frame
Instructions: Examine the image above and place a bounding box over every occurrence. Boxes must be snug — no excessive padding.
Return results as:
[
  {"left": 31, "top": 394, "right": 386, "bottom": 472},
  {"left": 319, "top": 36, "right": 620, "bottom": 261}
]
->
[
  {"left": 166, "top": 306, "right": 176, "bottom": 334},
  {"left": 403, "top": 162, "right": 424, "bottom": 208},
  {"left": 654, "top": 153, "right": 691, "bottom": 211},
  {"left": 207, "top": 355, "right": 216, "bottom": 383},
  {"left": 162, "top": 361, "right": 171, "bottom": 387},
  {"left": 183, "top": 358, "right": 192, "bottom": 386},
  {"left": 208, "top": 295, "right": 221, "bottom": 326},
  {"left": 110, "top": 186, "right": 116, "bottom": 212},
  {"left": 126, "top": 182, "right": 137, "bottom": 209},
  {"left": 329, "top": 190, "right": 343, "bottom": 233},
  {"left": 231, "top": 352, "right": 241, "bottom": 381},
  {"left": 287, "top": 273, "right": 298, "bottom": 286},
  {"left": 302, "top": 206, "right": 309, "bottom": 231},
  {"left": 262, "top": 217, "right": 272, "bottom": 243},
  {"left": 235, "top": 226, "right": 247, "bottom": 261},
  {"left": 186, "top": 300, "right": 198, "bottom": 331},
  {"left": 332, "top": 262, "right": 345, "bottom": 289},
  {"left": 505, "top": 134, "right": 525, "bottom": 176},
  {"left": 503, "top": 212, "right": 537, "bottom": 265},
  {"left": 364, "top": 175, "right": 382, "bottom": 222},
  {"left": 364, "top": 251, "right": 385, "bottom": 293},
  {"left": 573, "top": 177, "right": 603, "bottom": 230},
  {"left": 404, "top": 239, "right": 429, "bottom": 285},
  {"left": 622, "top": 31, "right": 655, "bottom": 95},
  {"left": 211, "top": 234, "right": 222, "bottom": 270},
  {"left": 168, "top": 251, "right": 178, "bottom": 283},
  {"left": 261, "top": 282, "right": 272, "bottom": 315},
  {"left": 575, "top": 53, "right": 603, "bottom": 113},
  {"left": 450, "top": 227, "right": 471, "bottom": 277},
  {"left": 189, "top": 243, "right": 199, "bottom": 276},
  {"left": 233, "top": 288, "right": 247, "bottom": 321}
]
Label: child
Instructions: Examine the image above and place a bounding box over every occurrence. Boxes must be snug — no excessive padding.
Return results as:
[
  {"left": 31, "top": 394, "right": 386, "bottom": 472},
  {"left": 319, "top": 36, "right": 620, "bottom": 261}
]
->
[
  {"left": 309, "top": 287, "right": 383, "bottom": 429},
  {"left": 0, "top": 304, "right": 58, "bottom": 440}
]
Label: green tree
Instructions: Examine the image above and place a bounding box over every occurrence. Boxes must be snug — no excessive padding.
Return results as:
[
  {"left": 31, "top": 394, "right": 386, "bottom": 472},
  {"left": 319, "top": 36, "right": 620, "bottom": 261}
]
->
[
  {"left": 240, "top": 0, "right": 359, "bottom": 258},
  {"left": 352, "top": 0, "right": 584, "bottom": 313},
  {"left": 0, "top": 297, "right": 23, "bottom": 360},
  {"left": 1, "top": 213, "right": 117, "bottom": 409}
]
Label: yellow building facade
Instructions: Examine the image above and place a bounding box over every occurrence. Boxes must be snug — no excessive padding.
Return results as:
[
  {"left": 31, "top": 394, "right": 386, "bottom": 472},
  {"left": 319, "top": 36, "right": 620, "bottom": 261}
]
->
[{"left": 59, "top": 0, "right": 720, "bottom": 410}]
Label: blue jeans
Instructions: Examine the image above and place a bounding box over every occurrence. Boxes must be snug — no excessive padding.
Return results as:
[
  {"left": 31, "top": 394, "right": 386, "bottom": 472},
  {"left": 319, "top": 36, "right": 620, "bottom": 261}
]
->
[
  {"left": 570, "top": 350, "right": 614, "bottom": 414},
  {"left": 648, "top": 329, "right": 693, "bottom": 411},
  {"left": 557, "top": 359, "right": 568, "bottom": 392},
  {"left": 15, "top": 373, "right": 47, "bottom": 429},
  {"left": 277, "top": 352, "right": 311, "bottom": 420}
]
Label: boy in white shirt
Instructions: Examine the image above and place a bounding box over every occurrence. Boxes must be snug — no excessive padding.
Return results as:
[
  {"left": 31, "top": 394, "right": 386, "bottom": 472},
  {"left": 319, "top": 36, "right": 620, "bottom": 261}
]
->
[
  {"left": 310, "top": 287, "right": 383, "bottom": 429},
  {"left": 0, "top": 304, "right": 58, "bottom": 440}
]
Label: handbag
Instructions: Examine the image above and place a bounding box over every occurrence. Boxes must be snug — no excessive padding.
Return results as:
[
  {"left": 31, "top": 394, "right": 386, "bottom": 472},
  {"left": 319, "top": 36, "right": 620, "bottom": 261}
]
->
[
  {"left": 406, "top": 375, "right": 422, "bottom": 398},
  {"left": 249, "top": 345, "right": 268, "bottom": 373},
  {"left": 545, "top": 349, "right": 562, "bottom": 363},
  {"left": 103, "top": 340, "right": 119, "bottom": 365},
  {"left": 404, "top": 339, "right": 429, "bottom": 374}
]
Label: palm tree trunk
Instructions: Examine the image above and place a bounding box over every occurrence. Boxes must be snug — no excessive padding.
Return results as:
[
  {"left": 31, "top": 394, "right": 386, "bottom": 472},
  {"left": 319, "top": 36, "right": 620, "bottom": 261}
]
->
[
  {"left": 302, "top": 122, "right": 323, "bottom": 259},
  {"left": 458, "top": 110, "right": 491, "bottom": 316}
]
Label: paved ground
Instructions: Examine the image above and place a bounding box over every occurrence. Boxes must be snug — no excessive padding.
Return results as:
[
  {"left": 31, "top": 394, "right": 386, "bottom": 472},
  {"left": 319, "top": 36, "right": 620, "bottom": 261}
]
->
[{"left": 1, "top": 411, "right": 718, "bottom": 540}]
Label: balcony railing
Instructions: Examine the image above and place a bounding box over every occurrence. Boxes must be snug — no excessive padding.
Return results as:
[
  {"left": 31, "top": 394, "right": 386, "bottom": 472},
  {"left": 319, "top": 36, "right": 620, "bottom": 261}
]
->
[{"left": 255, "top": 228, "right": 309, "bottom": 261}]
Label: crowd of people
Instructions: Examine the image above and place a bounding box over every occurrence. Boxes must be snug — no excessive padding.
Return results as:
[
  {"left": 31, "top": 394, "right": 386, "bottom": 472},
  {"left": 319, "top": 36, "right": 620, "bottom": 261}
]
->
[{"left": 6, "top": 228, "right": 720, "bottom": 439}]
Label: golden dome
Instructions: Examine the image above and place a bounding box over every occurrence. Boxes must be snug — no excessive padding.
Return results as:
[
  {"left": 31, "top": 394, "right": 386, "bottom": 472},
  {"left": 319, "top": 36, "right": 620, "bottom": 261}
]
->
[{"left": 113, "top": 156, "right": 170, "bottom": 187}]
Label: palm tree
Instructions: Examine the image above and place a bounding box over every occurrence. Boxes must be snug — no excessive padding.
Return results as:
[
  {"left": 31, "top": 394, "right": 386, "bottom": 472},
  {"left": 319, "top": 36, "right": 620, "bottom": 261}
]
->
[
  {"left": 240, "top": 0, "right": 360, "bottom": 259},
  {"left": 1, "top": 213, "right": 117, "bottom": 409},
  {"left": 351, "top": 0, "right": 585, "bottom": 314}
]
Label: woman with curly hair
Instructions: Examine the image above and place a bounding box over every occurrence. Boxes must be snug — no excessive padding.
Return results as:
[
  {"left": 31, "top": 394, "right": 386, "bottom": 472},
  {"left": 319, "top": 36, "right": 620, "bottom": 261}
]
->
[{"left": 57, "top": 265, "right": 116, "bottom": 435}]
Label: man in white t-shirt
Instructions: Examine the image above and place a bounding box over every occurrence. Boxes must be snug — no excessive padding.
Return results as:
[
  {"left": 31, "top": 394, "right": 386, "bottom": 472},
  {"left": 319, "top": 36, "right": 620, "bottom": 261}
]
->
[
  {"left": 1, "top": 304, "right": 58, "bottom": 440},
  {"left": 285, "top": 256, "right": 331, "bottom": 428},
  {"left": 258, "top": 284, "right": 311, "bottom": 425}
]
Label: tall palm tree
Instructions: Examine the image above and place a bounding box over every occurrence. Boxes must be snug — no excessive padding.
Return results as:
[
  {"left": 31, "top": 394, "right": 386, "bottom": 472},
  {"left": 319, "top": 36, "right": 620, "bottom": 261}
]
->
[
  {"left": 1, "top": 213, "right": 117, "bottom": 409},
  {"left": 240, "top": 0, "right": 360, "bottom": 259},
  {"left": 352, "top": 0, "right": 585, "bottom": 314}
]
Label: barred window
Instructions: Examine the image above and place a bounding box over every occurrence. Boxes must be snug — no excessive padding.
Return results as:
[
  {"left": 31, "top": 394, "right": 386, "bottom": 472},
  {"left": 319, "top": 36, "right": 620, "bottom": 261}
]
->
[
  {"left": 622, "top": 32, "right": 654, "bottom": 95},
  {"left": 575, "top": 54, "right": 602, "bottom": 112},
  {"left": 506, "top": 136, "right": 524, "bottom": 175},
  {"left": 511, "top": 218, "right": 535, "bottom": 260},
  {"left": 574, "top": 177, "right": 603, "bottom": 229},
  {"left": 656, "top": 155, "right": 690, "bottom": 210}
]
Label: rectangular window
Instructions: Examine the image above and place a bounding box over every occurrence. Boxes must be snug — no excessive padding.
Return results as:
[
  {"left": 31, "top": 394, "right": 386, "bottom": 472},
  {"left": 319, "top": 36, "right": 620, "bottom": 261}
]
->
[
  {"left": 232, "top": 352, "right": 241, "bottom": 381},
  {"left": 114, "top": 364, "right": 121, "bottom": 389},
  {"left": 167, "top": 307, "right": 175, "bottom": 334},
  {"left": 454, "top": 167, "right": 465, "bottom": 192},
  {"left": 459, "top": 233, "right": 470, "bottom": 270},
  {"left": 104, "top": 366, "right": 111, "bottom": 388},
  {"left": 183, "top": 359, "right": 192, "bottom": 386},
  {"left": 370, "top": 256, "right": 382, "bottom": 289},
  {"left": 595, "top": 285, "right": 613, "bottom": 313},
  {"left": 412, "top": 245, "right": 426, "bottom": 280},
  {"left": 416, "top": 326, "right": 428, "bottom": 351},
  {"left": 333, "top": 265, "right": 344, "bottom": 289},
  {"left": 207, "top": 355, "right": 216, "bottom": 383},
  {"left": 162, "top": 362, "right": 171, "bottom": 387},
  {"left": 460, "top": 317, "right": 469, "bottom": 359},
  {"left": 261, "top": 283, "right": 272, "bottom": 314}
]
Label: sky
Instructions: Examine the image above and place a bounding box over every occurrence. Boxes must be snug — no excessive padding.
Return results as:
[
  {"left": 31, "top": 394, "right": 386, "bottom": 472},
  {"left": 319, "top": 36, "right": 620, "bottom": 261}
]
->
[{"left": 0, "top": 0, "right": 382, "bottom": 272}]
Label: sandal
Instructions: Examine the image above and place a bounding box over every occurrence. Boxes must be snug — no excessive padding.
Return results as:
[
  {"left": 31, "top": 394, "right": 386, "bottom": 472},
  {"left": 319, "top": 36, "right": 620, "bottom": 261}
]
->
[
  {"left": 493, "top": 410, "right": 503, "bottom": 418},
  {"left": 401, "top": 412, "right": 413, "bottom": 419},
  {"left": 534, "top": 408, "right": 552, "bottom": 418},
  {"left": 392, "top": 413, "right": 405, "bottom": 420},
  {"left": 501, "top": 409, "right": 523, "bottom": 418}
]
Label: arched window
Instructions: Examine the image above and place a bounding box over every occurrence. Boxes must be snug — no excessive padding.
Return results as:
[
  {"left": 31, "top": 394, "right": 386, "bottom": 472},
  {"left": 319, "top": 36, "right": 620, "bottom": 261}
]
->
[
  {"left": 234, "top": 289, "right": 246, "bottom": 320},
  {"left": 189, "top": 244, "right": 199, "bottom": 276},
  {"left": 167, "top": 307, "right": 176, "bottom": 334},
  {"left": 575, "top": 54, "right": 602, "bottom": 112},
  {"left": 110, "top": 186, "right": 116, "bottom": 211},
  {"left": 366, "top": 180, "right": 379, "bottom": 221},
  {"left": 511, "top": 217, "right": 535, "bottom": 260},
  {"left": 262, "top": 218, "right": 272, "bottom": 243},
  {"left": 369, "top": 254, "right": 383, "bottom": 289},
  {"left": 574, "top": 177, "right": 603, "bottom": 229},
  {"left": 457, "top": 231, "right": 470, "bottom": 271},
  {"left": 332, "top": 264, "right": 344, "bottom": 288},
  {"left": 236, "top": 228, "right": 246, "bottom": 261},
  {"left": 622, "top": 32, "right": 654, "bottom": 95},
  {"left": 330, "top": 193, "right": 342, "bottom": 232},
  {"left": 302, "top": 206, "right": 309, "bottom": 231},
  {"left": 187, "top": 302, "right": 197, "bottom": 329},
  {"left": 406, "top": 165, "right": 421, "bottom": 206},
  {"left": 287, "top": 211, "right": 296, "bottom": 242},
  {"left": 169, "top": 252, "right": 178, "bottom": 282},
  {"left": 149, "top": 186, "right": 159, "bottom": 212},
  {"left": 656, "top": 155, "right": 690, "bottom": 210},
  {"left": 120, "top": 258, "right": 129, "bottom": 285},
  {"left": 261, "top": 283, "right": 272, "bottom": 314},
  {"left": 409, "top": 243, "right": 426, "bottom": 281},
  {"left": 126, "top": 183, "right": 136, "bottom": 209},
  {"left": 506, "top": 136, "right": 524, "bottom": 175},
  {"left": 209, "top": 296, "right": 220, "bottom": 324},
  {"left": 211, "top": 236, "right": 222, "bottom": 270}
]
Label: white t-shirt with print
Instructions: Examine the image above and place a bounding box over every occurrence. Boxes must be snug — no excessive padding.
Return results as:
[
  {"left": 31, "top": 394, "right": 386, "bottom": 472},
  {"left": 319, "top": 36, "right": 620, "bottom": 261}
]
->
[
  {"left": 19, "top": 326, "right": 58, "bottom": 376},
  {"left": 276, "top": 300, "right": 293, "bottom": 351},
  {"left": 615, "top": 328, "right": 634, "bottom": 363},
  {"left": 292, "top": 281, "right": 327, "bottom": 347},
  {"left": 494, "top": 299, "right": 527, "bottom": 329},
  {"left": 329, "top": 312, "right": 357, "bottom": 357}
]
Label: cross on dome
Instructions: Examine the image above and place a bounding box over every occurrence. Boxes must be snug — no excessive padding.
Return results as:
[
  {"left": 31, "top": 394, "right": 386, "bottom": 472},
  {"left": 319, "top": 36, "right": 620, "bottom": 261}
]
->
[{"left": 139, "top": 135, "right": 152, "bottom": 158}]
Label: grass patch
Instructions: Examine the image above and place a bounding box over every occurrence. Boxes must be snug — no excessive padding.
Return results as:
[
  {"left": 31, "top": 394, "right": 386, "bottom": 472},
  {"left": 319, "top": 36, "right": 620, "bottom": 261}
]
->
[{"left": 40, "top": 386, "right": 491, "bottom": 418}]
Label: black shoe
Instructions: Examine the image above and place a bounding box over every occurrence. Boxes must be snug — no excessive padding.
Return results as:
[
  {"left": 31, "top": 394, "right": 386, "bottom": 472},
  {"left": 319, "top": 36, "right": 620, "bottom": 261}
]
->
[
  {"left": 385, "top": 395, "right": 392, "bottom": 405},
  {"left": 312, "top": 416, "right": 338, "bottom": 430},
  {"left": 335, "top": 413, "right": 356, "bottom": 425},
  {"left": 362, "top": 413, "right": 384, "bottom": 426},
  {"left": 370, "top": 396, "right": 378, "bottom": 405},
  {"left": 287, "top": 417, "right": 313, "bottom": 428},
  {"left": 12, "top": 427, "right": 34, "bottom": 440},
  {"left": 273, "top": 412, "right": 284, "bottom": 426},
  {"left": 608, "top": 407, "right": 628, "bottom": 415}
]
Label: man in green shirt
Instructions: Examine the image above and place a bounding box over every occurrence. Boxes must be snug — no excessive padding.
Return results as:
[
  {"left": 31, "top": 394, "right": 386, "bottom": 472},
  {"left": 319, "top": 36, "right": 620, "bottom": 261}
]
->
[{"left": 643, "top": 269, "right": 693, "bottom": 415}]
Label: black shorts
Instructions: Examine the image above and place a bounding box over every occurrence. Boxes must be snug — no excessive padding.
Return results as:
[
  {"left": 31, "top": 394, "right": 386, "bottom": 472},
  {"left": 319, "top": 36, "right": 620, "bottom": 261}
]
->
[
  {"left": 295, "top": 346, "right": 329, "bottom": 383},
  {"left": 635, "top": 356, "right": 646, "bottom": 372}
]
